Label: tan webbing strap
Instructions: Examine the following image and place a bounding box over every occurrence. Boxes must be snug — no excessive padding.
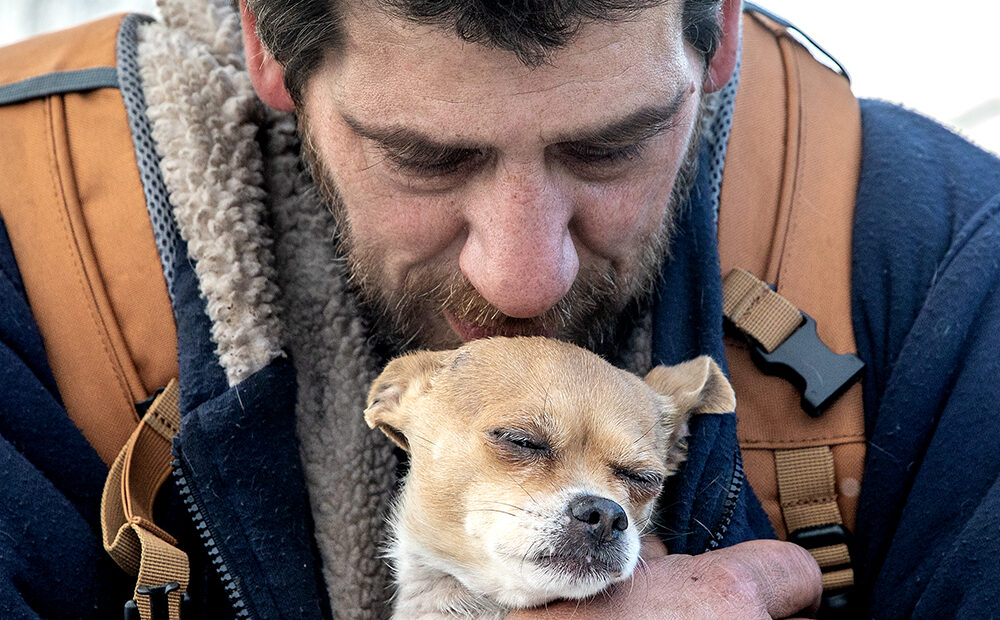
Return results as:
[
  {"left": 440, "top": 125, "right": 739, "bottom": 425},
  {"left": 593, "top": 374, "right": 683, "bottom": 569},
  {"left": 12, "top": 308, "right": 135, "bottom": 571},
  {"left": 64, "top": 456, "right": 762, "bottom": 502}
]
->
[
  {"left": 722, "top": 269, "right": 855, "bottom": 591},
  {"left": 101, "top": 379, "right": 188, "bottom": 620},
  {"left": 722, "top": 269, "right": 802, "bottom": 353},
  {"left": 775, "top": 447, "right": 854, "bottom": 590}
]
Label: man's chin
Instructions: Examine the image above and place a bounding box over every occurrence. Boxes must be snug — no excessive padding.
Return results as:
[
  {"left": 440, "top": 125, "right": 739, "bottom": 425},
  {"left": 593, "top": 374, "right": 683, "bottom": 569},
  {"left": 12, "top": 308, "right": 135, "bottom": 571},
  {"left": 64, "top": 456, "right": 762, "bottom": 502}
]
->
[{"left": 444, "top": 311, "right": 554, "bottom": 343}]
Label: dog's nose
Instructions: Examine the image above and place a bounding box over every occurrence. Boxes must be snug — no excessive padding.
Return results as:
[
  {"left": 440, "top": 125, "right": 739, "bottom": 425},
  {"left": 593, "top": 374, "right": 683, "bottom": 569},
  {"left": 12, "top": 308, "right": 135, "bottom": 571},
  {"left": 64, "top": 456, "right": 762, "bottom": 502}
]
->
[{"left": 568, "top": 495, "right": 628, "bottom": 543}]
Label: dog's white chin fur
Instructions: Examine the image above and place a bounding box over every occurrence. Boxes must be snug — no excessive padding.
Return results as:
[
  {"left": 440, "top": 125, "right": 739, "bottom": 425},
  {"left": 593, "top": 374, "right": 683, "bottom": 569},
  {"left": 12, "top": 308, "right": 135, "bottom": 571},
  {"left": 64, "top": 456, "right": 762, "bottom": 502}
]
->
[
  {"left": 480, "top": 526, "right": 642, "bottom": 608},
  {"left": 481, "top": 547, "right": 640, "bottom": 608},
  {"left": 412, "top": 528, "right": 639, "bottom": 604},
  {"left": 390, "top": 524, "right": 641, "bottom": 617}
]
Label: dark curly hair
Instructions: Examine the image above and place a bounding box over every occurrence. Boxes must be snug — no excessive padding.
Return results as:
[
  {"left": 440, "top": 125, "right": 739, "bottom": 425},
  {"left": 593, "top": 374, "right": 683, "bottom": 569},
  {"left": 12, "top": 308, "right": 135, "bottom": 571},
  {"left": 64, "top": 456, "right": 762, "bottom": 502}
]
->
[{"left": 246, "top": 0, "right": 724, "bottom": 105}]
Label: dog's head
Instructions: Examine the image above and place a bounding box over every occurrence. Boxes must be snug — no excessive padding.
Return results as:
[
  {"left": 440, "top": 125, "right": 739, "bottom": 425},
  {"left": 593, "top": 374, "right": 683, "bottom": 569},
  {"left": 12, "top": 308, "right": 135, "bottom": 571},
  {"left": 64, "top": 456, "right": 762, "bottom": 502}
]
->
[{"left": 365, "top": 337, "right": 734, "bottom": 607}]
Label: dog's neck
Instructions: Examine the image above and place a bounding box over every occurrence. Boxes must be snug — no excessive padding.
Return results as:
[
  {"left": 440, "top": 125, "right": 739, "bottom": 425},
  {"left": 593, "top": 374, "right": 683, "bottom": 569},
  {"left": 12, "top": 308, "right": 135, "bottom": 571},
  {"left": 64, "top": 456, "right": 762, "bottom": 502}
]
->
[{"left": 391, "top": 535, "right": 508, "bottom": 620}]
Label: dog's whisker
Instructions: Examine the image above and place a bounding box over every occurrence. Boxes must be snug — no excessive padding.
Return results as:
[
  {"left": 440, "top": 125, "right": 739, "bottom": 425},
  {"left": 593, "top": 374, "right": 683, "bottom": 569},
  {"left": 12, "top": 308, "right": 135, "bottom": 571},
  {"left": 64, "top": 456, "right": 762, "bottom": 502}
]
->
[
  {"left": 630, "top": 554, "right": 653, "bottom": 599},
  {"left": 466, "top": 508, "right": 518, "bottom": 518},
  {"left": 477, "top": 499, "right": 527, "bottom": 510},
  {"left": 691, "top": 516, "right": 713, "bottom": 538},
  {"left": 502, "top": 471, "right": 539, "bottom": 506},
  {"left": 520, "top": 538, "right": 541, "bottom": 578},
  {"left": 476, "top": 500, "right": 544, "bottom": 518},
  {"left": 634, "top": 515, "right": 655, "bottom": 534},
  {"left": 407, "top": 432, "right": 438, "bottom": 448},
  {"left": 631, "top": 419, "right": 660, "bottom": 446}
]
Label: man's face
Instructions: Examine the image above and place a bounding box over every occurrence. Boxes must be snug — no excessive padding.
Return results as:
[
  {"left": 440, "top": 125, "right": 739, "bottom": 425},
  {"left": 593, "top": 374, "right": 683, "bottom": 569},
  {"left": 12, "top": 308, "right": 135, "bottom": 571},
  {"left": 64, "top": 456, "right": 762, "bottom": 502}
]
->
[{"left": 300, "top": 2, "right": 706, "bottom": 350}]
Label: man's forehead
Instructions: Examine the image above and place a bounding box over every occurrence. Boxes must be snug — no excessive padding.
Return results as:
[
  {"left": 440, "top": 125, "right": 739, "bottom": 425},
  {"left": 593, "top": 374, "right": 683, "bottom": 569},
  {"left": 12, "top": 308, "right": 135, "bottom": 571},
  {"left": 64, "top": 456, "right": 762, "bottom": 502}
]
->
[
  {"left": 336, "top": 0, "right": 687, "bottom": 63},
  {"left": 308, "top": 1, "right": 696, "bottom": 145}
]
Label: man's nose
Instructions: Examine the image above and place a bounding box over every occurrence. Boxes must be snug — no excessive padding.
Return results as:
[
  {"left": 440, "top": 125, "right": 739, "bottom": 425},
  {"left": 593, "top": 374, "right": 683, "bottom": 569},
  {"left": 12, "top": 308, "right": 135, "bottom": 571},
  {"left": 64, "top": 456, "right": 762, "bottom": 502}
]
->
[{"left": 459, "top": 165, "right": 578, "bottom": 319}]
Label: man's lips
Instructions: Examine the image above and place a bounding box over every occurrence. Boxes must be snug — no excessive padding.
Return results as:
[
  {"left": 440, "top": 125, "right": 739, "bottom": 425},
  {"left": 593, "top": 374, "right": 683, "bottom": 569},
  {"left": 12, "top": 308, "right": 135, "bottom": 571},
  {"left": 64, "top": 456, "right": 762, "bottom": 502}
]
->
[{"left": 444, "top": 311, "right": 553, "bottom": 341}]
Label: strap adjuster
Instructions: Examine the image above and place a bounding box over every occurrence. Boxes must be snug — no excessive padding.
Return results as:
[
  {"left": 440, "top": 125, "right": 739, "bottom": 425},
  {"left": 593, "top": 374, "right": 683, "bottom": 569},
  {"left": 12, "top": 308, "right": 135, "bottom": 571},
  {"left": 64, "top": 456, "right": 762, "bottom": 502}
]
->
[
  {"left": 787, "top": 522, "right": 850, "bottom": 554},
  {"left": 749, "top": 313, "right": 865, "bottom": 417},
  {"left": 124, "top": 582, "right": 192, "bottom": 620},
  {"left": 788, "top": 524, "right": 855, "bottom": 619},
  {"left": 721, "top": 269, "right": 864, "bottom": 417}
]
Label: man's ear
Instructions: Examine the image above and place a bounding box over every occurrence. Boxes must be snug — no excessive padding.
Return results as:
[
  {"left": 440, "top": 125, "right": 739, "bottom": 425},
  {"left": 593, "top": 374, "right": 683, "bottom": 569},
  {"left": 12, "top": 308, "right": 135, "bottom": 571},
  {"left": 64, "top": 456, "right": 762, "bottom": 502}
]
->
[
  {"left": 643, "top": 355, "right": 736, "bottom": 416},
  {"left": 705, "top": 0, "right": 742, "bottom": 93},
  {"left": 364, "top": 350, "right": 450, "bottom": 451},
  {"left": 239, "top": 0, "right": 295, "bottom": 111}
]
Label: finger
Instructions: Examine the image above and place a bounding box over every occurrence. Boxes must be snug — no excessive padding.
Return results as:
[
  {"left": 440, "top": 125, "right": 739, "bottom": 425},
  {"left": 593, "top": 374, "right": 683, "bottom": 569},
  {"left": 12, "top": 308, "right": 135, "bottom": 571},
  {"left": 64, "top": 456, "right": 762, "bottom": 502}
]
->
[{"left": 733, "top": 540, "right": 823, "bottom": 618}]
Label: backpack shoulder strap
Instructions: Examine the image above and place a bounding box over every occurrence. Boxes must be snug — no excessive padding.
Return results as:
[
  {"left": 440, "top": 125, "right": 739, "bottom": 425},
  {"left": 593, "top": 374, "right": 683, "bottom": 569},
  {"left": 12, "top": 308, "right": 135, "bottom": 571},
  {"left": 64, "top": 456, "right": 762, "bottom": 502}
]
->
[
  {"left": 719, "top": 6, "right": 865, "bottom": 600},
  {"left": 0, "top": 14, "right": 178, "bottom": 467},
  {"left": 0, "top": 17, "right": 188, "bottom": 615}
]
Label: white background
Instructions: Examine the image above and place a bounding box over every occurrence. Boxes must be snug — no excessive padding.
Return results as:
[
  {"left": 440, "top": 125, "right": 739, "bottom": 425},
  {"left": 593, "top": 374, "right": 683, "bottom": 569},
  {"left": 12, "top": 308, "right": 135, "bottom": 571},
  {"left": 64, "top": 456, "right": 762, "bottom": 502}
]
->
[
  {"left": 757, "top": 1, "right": 1000, "bottom": 155},
  {"left": 3, "top": 0, "right": 998, "bottom": 154}
]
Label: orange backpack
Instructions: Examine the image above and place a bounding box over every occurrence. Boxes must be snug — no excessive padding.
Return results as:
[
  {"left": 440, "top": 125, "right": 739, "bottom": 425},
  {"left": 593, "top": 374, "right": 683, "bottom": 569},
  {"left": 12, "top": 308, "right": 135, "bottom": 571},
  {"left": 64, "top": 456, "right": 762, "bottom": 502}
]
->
[
  {"left": 0, "top": 14, "right": 178, "bottom": 468},
  {"left": 0, "top": 6, "right": 865, "bottom": 611}
]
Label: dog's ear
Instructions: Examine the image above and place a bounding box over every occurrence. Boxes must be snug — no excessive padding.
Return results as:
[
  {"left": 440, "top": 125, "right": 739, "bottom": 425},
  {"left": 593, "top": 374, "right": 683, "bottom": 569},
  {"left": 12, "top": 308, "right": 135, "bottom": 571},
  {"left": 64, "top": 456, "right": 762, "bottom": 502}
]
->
[
  {"left": 643, "top": 355, "right": 735, "bottom": 416},
  {"left": 643, "top": 356, "right": 735, "bottom": 473},
  {"left": 365, "top": 350, "right": 449, "bottom": 451}
]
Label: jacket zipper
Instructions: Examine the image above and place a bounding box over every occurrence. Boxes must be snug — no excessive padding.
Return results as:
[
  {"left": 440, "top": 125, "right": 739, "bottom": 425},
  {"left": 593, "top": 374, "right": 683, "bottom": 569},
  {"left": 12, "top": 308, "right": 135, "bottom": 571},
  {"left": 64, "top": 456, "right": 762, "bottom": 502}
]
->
[
  {"left": 172, "top": 455, "right": 252, "bottom": 619},
  {"left": 704, "top": 450, "right": 746, "bottom": 551}
]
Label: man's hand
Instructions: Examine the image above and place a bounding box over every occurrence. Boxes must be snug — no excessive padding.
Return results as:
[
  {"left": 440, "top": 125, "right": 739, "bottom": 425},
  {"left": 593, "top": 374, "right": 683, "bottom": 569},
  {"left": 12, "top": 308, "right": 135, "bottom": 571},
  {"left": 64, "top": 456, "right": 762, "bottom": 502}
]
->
[{"left": 507, "top": 538, "right": 822, "bottom": 619}]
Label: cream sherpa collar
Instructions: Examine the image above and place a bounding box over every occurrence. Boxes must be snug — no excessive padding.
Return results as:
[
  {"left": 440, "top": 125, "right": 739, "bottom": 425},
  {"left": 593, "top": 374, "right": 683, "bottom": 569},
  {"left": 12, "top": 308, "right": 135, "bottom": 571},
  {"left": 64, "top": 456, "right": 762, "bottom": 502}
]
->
[{"left": 138, "top": 1, "right": 397, "bottom": 617}]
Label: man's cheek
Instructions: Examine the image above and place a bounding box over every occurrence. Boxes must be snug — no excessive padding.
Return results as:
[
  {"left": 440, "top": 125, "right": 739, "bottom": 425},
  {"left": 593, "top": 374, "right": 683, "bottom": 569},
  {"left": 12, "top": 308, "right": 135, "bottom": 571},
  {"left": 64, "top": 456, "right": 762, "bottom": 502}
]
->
[
  {"left": 346, "top": 194, "right": 466, "bottom": 266},
  {"left": 573, "top": 183, "right": 670, "bottom": 256}
]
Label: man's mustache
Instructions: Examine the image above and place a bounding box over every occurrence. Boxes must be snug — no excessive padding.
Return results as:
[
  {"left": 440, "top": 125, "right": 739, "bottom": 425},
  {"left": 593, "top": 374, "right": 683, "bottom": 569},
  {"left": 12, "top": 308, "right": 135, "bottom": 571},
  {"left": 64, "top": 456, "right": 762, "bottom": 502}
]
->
[{"left": 417, "top": 270, "right": 579, "bottom": 334}]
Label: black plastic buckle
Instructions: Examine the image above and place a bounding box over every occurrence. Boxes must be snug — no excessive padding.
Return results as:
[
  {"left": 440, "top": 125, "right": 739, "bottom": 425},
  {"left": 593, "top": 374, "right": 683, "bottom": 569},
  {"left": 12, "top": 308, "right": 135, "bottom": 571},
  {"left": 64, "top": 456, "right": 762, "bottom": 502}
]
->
[
  {"left": 788, "top": 524, "right": 855, "bottom": 620},
  {"left": 749, "top": 313, "right": 865, "bottom": 417},
  {"left": 787, "top": 522, "right": 850, "bottom": 552},
  {"left": 819, "top": 588, "right": 854, "bottom": 620},
  {"left": 124, "top": 583, "right": 191, "bottom": 620}
]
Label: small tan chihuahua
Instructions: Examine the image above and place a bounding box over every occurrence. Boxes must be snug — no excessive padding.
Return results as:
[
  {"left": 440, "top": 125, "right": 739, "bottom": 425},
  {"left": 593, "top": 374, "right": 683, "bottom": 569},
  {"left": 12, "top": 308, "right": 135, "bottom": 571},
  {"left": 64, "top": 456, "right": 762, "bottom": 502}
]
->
[{"left": 365, "top": 337, "right": 735, "bottom": 619}]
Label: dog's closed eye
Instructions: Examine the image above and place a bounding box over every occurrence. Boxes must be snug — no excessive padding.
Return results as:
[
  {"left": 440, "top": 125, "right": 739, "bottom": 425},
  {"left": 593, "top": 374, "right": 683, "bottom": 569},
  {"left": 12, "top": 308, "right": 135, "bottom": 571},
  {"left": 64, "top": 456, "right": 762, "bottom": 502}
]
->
[
  {"left": 612, "top": 466, "right": 664, "bottom": 502},
  {"left": 612, "top": 467, "right": 663, "bottom": 488},
  {"left": 488, "top": 428, "right": 553, "bottom": 460}
]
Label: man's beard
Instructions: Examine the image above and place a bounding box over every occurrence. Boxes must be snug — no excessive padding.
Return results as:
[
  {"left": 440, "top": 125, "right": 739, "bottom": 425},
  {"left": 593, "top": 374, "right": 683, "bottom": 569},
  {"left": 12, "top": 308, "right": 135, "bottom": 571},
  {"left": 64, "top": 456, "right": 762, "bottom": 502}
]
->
[{"left": 298, "top": 108, "right": 703, "bottom": 352}]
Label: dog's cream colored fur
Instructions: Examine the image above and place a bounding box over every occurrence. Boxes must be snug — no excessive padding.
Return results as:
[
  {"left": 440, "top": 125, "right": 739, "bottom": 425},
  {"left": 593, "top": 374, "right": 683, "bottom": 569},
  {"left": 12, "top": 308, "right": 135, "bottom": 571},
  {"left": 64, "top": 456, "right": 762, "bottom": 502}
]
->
[{"left": 366, "top": 337, "right": 735, "bottom": 619}]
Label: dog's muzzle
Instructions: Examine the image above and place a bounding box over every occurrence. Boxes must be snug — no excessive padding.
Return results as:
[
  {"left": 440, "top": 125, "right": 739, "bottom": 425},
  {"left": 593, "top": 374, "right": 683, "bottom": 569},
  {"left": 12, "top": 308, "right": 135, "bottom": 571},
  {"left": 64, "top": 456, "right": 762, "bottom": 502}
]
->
[{"left": 530, "top": 494, "right": 633, "bottom": 579}]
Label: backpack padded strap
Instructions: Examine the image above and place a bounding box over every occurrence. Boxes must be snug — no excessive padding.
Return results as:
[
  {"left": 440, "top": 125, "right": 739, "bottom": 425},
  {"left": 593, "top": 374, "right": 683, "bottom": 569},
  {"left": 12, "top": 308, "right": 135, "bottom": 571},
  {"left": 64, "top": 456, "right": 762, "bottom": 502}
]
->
[
  {"left": 720, "top": 9, "right": 866, "bottom": 539},
  {"left": 0, "top": 14, "right": 121, "bottom": 87},
  {"left": 0, "top": 15, "right": 179, "bottom": 466}
]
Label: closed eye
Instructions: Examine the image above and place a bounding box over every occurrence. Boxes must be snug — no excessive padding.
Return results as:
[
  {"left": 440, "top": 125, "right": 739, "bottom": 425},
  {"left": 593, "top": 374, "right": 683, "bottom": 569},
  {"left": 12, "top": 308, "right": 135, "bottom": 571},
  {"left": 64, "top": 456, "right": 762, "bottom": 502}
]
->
[
  {"left": 488, "top": 428, "right": 552, "bottom": 456},
  {"left": 560, "top": 142, "right": 647, "bottom": 166},
  {"left": 613, "top": 467, "right": 664, "bottom": 490},
  {"left": 382, "top": 146, "right": 488, "bottom": 178},
  {"left": 552, "top": 91, "right": 687, "bottom": 175}
]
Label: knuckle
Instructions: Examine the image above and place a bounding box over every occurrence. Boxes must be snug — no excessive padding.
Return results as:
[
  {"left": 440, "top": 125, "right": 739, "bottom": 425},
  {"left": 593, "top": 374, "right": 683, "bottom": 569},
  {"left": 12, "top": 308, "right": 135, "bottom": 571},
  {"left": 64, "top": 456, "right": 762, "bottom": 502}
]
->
[{"left": 693, "top": 555, "right": 768, "bottom": 615}]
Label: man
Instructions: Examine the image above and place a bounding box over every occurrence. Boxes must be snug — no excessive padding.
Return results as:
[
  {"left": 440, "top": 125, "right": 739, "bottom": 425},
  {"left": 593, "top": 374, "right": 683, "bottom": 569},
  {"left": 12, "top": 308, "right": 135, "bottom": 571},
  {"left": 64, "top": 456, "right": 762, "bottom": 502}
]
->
[{"left": 0, "top": 0, "right": 997, "bottom": 618}]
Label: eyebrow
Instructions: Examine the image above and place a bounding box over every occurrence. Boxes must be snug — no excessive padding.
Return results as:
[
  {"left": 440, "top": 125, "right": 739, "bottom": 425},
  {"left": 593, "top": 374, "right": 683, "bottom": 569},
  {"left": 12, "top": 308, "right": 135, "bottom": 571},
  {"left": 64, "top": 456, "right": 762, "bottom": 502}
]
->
[
  {"left": 342, "top": 115, "right": 482, "bottom": 166},
  {"left": 340, "top": 86, "right": 690, "bottom": 161},
  {"left": 553, "top": 87, "right": 690, "bottom": 149}
]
